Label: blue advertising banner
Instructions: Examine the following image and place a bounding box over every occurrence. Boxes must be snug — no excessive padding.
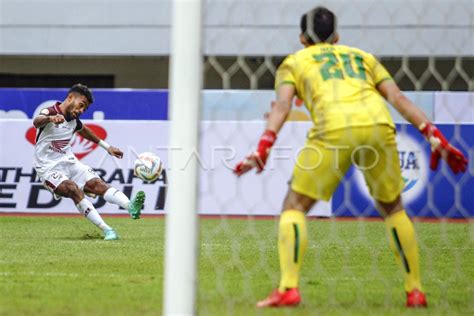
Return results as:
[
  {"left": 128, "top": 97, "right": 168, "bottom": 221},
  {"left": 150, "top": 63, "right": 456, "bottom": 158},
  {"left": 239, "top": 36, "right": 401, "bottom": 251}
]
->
[
  {"left": 332, "top": 124, "right": 473, "bottom": 219},
  {"left": 0, "top": 88, "right": 168, "bottom": 120}
]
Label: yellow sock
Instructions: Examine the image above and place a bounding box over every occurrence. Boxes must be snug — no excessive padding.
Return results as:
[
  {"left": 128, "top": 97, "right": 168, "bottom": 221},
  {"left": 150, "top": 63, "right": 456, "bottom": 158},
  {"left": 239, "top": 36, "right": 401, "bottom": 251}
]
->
[
  {"left": 278, "top": 210, "right": 307, "bottom": 292},
  {"left": 385, "top": 210, "right": 422, "bottom": 292}
]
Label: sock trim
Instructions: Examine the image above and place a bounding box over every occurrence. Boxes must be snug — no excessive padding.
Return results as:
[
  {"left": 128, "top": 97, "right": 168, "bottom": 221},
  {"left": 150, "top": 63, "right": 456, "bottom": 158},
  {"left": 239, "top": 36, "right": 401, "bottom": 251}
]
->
[
  {"left": 293, "top": 223, "right": 299, "bottom": 263},
  {"left": 105, "top": 187, "right": 119, "bottom": 196},
  {"left": 392, "top": 227, "right": 411, "bottom": 273}
]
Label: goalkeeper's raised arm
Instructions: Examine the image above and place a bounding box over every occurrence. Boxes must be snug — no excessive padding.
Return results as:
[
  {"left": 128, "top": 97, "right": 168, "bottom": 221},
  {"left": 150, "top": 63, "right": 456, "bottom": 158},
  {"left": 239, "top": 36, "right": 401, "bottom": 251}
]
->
[
  {"left": 234, "top": 85, "right": 295, "bottom": 176},
  {"left": 378, "top": 80, "right": 468, "bottom": 173}
]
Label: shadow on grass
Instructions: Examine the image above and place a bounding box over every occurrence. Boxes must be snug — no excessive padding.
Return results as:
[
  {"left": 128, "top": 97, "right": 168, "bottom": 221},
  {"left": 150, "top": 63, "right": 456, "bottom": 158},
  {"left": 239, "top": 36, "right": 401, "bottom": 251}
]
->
[
  {"left": 79, "top": 232, "right": 103, "bottom": 240},
  {"left": 51, "top": 232, "right": 103, "bottom": 241}
]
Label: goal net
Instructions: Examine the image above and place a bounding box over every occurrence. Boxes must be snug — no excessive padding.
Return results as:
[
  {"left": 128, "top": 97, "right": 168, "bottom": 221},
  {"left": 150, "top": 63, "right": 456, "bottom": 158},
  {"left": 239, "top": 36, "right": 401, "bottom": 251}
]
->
[{"left": 190, "top": 0, "right": 473, "bottom": 314}]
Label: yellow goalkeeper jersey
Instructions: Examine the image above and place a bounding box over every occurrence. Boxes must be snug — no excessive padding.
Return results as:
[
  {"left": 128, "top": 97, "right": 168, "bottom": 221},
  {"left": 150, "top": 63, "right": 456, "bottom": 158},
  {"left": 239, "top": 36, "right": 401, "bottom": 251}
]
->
[{"left": 275, "top": 43, "right": 395, "bottom": 138}]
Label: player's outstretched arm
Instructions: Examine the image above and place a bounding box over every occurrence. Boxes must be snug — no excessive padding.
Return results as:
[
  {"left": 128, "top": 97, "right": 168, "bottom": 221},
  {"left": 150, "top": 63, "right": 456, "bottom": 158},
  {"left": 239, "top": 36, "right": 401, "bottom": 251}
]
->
[
  {"left": 234, "top": 84, "right": 295, "bottom": 176},
  {"left": 378, "top": 80, "right": 468, "bottom": 173},
  {"left": 377, "top": 80, "right": 429, "bottom": 128},
  {"left": 33, "top": 113, "right": 64, "bottom": 128},
  {"left": 78, "top": 125, "right": 123, "bottom": 159}
]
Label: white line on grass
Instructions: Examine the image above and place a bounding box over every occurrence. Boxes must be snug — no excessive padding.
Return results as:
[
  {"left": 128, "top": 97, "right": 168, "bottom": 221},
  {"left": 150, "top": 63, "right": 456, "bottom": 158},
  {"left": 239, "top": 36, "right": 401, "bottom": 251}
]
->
[{"left": 0, "top": 271, "right": 157, "bottom": 278}]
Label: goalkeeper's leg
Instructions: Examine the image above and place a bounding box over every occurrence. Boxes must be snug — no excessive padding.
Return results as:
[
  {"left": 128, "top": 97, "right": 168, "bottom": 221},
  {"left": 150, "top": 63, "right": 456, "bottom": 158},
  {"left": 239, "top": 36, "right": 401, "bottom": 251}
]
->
[
  {"left": 257, "top": 189, "right": 313, "bottom": 308},
  {"left": 378, "top": 196, "right": 427, "bottom": 307},
  {"left": 361, "top": 125, "right": 426, "bottom": 307}
]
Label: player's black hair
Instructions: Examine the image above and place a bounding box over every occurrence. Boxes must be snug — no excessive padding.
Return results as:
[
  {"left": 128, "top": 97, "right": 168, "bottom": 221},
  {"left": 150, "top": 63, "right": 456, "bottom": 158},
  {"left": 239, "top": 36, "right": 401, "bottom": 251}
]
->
[
  {"left": 300, "top": 6, "right": 337, "bottom": 44},
  {"left": 69, "top": 83, "right": 94, "bottom": 104}
]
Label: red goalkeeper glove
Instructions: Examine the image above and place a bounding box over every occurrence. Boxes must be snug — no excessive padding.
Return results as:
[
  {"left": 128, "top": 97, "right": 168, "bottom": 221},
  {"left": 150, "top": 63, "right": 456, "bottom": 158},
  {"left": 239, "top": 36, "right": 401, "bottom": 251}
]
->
[
  {"left": 419, "top": 122, "right": 468, "bottom": 174},
  {"left": 234, "top": 130, "right": 277, "bottom": 176}
]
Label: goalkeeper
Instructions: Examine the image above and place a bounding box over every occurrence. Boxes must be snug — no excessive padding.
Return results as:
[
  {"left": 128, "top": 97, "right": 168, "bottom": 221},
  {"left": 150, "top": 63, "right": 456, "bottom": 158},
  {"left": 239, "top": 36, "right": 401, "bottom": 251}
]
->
[{"left": 234, "top": 6, "right": 468, "bottom": 308}]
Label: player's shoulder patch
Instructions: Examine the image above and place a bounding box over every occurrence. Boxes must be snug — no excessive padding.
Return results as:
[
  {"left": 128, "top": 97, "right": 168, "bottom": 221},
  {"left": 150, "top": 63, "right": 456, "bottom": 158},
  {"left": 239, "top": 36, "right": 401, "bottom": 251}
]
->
[
  {"left": 40, "top": 108, "right": 50, "bottom": 116},
  {"left": 40, "top": 106, "right": 58, "bottom": 116}
]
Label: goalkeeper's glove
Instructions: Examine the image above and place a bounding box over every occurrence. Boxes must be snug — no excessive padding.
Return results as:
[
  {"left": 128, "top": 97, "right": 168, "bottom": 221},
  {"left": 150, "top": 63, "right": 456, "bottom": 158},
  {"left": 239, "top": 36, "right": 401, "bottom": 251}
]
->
[
  {"left": 419, "top": 122, "right": 468, "bottom": 174},
  {"left": 234, "top": 130, "right": 277, "bottom": 176}
]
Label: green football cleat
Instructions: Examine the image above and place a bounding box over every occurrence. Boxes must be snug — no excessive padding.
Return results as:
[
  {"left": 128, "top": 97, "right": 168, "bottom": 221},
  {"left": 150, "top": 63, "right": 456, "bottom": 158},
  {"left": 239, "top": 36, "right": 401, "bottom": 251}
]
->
[
  {"left": 104, "top": 229, "right": 119, "bottom": 241},
  {"left": 128, "top": 191, "right": 145, "bottom": 219}
]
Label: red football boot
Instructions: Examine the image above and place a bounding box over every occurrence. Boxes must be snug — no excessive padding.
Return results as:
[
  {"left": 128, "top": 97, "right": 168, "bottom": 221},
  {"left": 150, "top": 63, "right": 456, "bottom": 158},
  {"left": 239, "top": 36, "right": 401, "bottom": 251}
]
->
[
  {"left": 256, "top": 288, "right": 301, "bottom": 308},
  {"left": 406, "top": 289, "right": 427, "bottom": 308}
]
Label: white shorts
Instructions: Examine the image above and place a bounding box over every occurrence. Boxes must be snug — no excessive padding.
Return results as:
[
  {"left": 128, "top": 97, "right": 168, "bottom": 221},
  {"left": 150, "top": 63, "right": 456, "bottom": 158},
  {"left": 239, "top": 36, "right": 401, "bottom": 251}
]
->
[{"left": 37, "top": 160, "right": 100, "bottom": 199}]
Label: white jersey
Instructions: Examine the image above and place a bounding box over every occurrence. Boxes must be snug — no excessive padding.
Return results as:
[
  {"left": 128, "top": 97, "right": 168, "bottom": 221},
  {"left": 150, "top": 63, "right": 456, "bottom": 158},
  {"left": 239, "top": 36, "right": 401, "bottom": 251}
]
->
[{"left": 33, "top": 102, "right": 84, "bottom": 175}]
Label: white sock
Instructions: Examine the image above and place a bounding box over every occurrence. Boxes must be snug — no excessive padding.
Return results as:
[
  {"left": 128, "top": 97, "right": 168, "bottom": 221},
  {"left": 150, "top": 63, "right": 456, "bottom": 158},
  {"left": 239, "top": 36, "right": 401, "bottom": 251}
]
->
[
  {"left": 76, "top": 198, "right": 112, "bottom": 232},
  {"left": 103, "top": 187, "right": 130, "bottom": 209}
]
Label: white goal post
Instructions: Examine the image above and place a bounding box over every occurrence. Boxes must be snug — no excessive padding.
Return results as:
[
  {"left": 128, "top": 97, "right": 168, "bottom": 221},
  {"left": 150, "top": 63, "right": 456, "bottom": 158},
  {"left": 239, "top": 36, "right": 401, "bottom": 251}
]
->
[{"left": 163, "top": 0, "right": 203, "bottom": 315}]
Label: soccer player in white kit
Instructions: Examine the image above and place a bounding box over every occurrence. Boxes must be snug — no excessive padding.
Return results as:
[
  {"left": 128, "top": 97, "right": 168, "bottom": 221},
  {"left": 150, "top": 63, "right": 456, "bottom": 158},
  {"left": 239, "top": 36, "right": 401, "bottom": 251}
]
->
[{"left": 33, "top": 84, "right": 145, "bottom": 241}]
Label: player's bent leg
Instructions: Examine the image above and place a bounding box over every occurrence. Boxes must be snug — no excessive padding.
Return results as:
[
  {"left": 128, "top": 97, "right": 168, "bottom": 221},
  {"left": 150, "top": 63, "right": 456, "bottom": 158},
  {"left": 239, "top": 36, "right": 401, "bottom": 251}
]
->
[
  {"left": 377, "top": 195, "right": 427, "bottom": 308},
  {"left": 84, "top": 178, "right": 110, "bottom": 196},
  {"left": 55, "top": 180, "right": 86, "bottom": 204},
  {"left": 102, "top": 186, "right": 130, "bottom": 210},
  {"left": 57, "top": 180, "right": 117, "bottom": 241},
  {"left": 77, "top": 196, "right": 118, "bottom": 241},
  {"left": 84, "top": 179, "right": 145, "bottom": 220},
  {"left": 257, "top": 189, "right": 314, "bottom": 308}
]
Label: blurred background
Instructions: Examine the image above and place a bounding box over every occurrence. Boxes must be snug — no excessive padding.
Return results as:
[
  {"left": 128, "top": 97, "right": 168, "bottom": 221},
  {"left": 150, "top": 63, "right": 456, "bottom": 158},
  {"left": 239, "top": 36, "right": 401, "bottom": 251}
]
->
[{"left": 1, "top": 0, "right": 472, "bottom": 90}]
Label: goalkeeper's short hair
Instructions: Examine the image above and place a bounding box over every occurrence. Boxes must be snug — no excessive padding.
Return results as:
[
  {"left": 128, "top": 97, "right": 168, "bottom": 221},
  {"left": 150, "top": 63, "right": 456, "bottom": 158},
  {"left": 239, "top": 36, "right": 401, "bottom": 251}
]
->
[{"left": 300, "top": 6, "right": 337, "bottom": 44}]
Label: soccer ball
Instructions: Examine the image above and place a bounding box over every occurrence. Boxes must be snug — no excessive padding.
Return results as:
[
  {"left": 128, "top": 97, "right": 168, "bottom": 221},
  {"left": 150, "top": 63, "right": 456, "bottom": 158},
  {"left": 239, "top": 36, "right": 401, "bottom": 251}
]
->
[{"left": 134, "top": 152, "right": 163, "bottom": 182}]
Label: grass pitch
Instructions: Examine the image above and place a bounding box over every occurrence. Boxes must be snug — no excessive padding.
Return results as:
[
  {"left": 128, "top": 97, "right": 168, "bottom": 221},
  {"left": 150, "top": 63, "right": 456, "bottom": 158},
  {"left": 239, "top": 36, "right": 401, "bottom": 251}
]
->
[{"left": 0, "top": 216, "right": 472, "bottom": 315}]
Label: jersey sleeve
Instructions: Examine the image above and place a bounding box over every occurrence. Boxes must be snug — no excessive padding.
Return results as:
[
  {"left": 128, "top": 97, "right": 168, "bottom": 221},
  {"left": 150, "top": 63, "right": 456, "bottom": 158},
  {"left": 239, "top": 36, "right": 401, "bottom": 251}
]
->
[
  {"left": 367, "top": 53, "right": 392, "bottom": 86},
  {"left": 275, "top": 55, "right": 297, "bottom": 89},
  {"left": 74, "top": 119, "right": 83, "bottom": 133},
  {"left": 38, "top": 106, "right": 57, "bottom": 116}
]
